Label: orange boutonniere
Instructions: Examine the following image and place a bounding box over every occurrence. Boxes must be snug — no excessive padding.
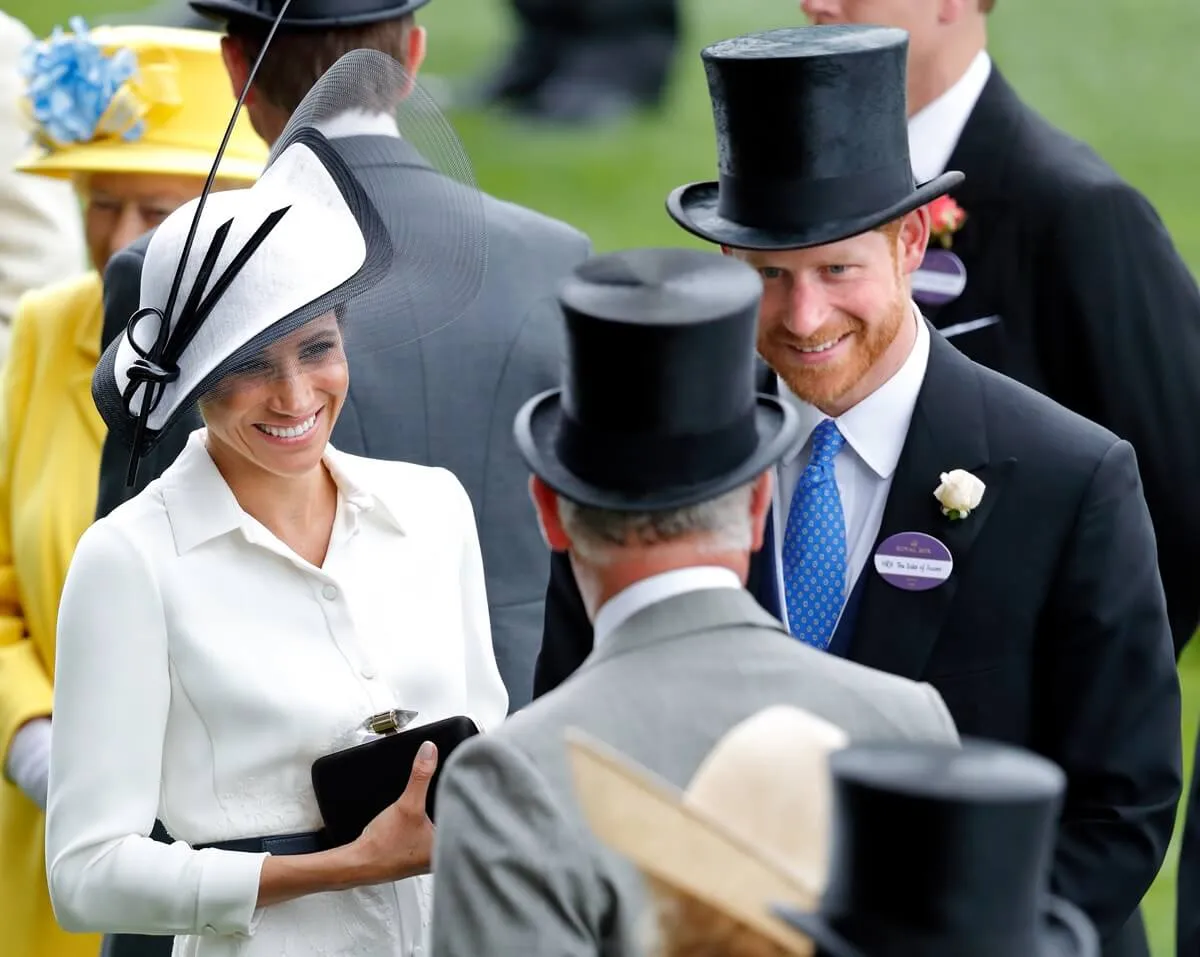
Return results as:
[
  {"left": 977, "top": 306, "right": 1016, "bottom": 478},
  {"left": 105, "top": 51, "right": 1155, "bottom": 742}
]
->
[{"left": 927, "top": 196, "right": 967, "bottom": 249}]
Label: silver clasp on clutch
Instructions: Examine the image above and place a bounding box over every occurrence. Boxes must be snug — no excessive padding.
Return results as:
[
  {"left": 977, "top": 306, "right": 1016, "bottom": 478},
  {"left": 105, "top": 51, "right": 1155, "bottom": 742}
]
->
[{"left": 364, "top": 709, "right": 418, "bottom": 737}]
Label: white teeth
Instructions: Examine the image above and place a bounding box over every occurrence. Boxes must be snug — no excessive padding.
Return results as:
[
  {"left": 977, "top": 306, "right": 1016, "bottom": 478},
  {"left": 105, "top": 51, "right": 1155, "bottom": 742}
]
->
[
  {"left": 799, "top": 339, "right": 840, "bottom": 354},
  {"left": 257, "top": 414, "right": 317, "bottom": 439}
]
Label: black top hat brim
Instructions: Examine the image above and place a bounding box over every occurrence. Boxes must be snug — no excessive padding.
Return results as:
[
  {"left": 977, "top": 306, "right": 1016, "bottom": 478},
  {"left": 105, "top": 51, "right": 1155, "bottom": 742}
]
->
[
  {"left": 514, "top": 389, "right": 798, "bottom": 512},
  {"left": 772, "top": 895, "right": 1098, "bottom": 957},
  {"left": 667, "top": 171, "right": 964, "bottom": 252},
  {"left": 188, "top": 0, "right": 431, "bottom": 28}
]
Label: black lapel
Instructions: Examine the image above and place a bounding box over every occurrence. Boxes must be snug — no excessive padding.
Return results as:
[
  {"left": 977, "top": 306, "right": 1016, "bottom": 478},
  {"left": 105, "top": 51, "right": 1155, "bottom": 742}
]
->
[
  {"left": 746, "top": 361, "right": 783, "bottom": 618},
  {"left": 945, "top": 68, "right": 1025, "bottom": 211},
  {"left": 757, "top": 359, "right": 777, "bottom": 395},
  {"left": 927, "top": 69, "right": 1027, "bottom": 327},
  {"left": 849, "top": 328, "right": 1014, "bottom": 679}
]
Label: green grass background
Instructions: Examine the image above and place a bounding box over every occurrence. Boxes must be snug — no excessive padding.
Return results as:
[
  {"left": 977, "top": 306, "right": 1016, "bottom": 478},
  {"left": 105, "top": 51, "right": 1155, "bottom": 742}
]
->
[{"left": 6, "top": 0, "right": 1199, "bottom": 952}]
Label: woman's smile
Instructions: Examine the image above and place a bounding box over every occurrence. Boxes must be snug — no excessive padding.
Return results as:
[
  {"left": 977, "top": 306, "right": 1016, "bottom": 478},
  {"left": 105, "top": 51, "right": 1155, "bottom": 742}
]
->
[{"left": 253, "top": 409, "right": 323, "bottom": 444}]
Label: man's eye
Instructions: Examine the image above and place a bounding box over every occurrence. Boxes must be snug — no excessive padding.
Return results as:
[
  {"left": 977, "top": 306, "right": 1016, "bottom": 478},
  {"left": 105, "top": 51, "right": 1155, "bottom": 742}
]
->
[
  {"left": 759, "top": 267, "right": 785, "bottom": 280},
  {"left": 824, "top": 264, "right": 849, "bottom": 276}
]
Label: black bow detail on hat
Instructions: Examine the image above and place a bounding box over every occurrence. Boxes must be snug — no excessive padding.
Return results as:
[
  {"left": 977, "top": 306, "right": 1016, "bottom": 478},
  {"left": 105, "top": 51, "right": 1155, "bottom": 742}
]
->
[
  {"left": 120, "top": 206, "right": 291, "bottom": 486},
  {"left": 113, "top": 0, "right": 298, "bottom": 488}
]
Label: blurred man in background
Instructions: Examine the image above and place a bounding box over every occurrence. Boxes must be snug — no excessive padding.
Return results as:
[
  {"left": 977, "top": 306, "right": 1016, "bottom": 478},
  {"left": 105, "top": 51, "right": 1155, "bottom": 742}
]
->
[
  {"left": 801, "top": 0, "right": 1200, "bottom": 661},
  {"left": 469, "top": 0, "right": 679, "bottom": 124}
]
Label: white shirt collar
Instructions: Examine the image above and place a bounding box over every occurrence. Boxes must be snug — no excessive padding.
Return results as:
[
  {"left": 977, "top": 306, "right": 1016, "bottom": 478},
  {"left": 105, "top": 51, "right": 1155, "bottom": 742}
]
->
[
  {"left": 160, "top": 430, "right": 405, "bottom": 554},
  {"left": 593, "top": 566, "right": 743, "bottom": 646},
  {"left": 908, "top": 50, "right": 992, "bottom": 183},
  {"left": 313, "top": 110, "right": 402, "bottom": 141},
  {"left": 778, "top": 307, "right": 930, "bottom": 480}
]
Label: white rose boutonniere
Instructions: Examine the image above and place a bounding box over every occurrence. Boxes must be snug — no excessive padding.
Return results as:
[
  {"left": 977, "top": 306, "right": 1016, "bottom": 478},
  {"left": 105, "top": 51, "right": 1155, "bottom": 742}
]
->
[{"left": 934, "top": 469, "right": 986, "bottom": 520}]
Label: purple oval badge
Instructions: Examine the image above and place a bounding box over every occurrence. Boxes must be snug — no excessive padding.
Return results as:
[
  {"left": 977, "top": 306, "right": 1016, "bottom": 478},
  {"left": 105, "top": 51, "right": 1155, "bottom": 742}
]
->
[
  {"left": 874, "top": 532, "right": 953, "bottom": 592},
  {"left": 912, "top": 249, "right": 967, "bottom": 307}
]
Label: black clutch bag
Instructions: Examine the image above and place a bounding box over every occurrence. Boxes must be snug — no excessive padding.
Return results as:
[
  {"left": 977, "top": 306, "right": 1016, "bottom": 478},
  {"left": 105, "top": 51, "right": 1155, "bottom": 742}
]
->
[{"left": 311, "top": 712, "right": 480, "bottom": 847}]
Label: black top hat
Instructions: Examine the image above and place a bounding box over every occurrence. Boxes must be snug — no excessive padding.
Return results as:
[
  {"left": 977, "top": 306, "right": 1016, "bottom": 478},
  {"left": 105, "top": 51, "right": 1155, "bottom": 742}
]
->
[
  {"left": 188, "top": 0, "right": 430, "bottom": 28},
  {"left": 668, "top": 25, "right": 964, "bottom": 251},
  {"left": 774, "top": 741, "right": 1098, "bottom": 957},
  {"left": 513, "top": 248, "right": 799, "bottom": 512}
]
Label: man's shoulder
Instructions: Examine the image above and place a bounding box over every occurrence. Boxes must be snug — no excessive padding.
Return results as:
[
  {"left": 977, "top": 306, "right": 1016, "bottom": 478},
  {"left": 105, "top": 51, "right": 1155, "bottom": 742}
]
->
[
  {"left": 475, "top": 192, "right": 592, "bottom": 293},
  {"left": 505, "top": 618, "right": 953, "bottom": 748},
  {"left": 481, "top": 191, "right": 590, "bottom": 249},
  {"left": 351, "top": 144, "right": 590, "bottom": 263},
  {"left": 988, "top": 76, "right": 1142, "bottom": 208},
  {"left": 933, "top": 333, "right": 1121, "bottom": 466},
  {"left": 969, "top": 349, "right": 1122, "bottom": 464},
  {"left": 764, "top": 638, "right": 949, "bottom": 716}
]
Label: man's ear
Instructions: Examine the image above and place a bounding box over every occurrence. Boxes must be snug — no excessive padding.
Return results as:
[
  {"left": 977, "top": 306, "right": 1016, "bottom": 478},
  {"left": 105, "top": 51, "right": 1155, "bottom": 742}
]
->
[
  {"left": 937, "top": 0, "right": 973, "bottom": 25},
  {"left": 529, "top": 476, "right": 572, "bottom": 552},
  {"left": 219, "top": 35, "right": 256, "bottom": 109},
  {"left": 406, "top": 25, "right": 428, "bottom": 77},
  {"left": 748, "top": 470, "right": 774, "bottom": 552},
  {"left": 897, "top": 207, "right": 932, "bottom": 277}
]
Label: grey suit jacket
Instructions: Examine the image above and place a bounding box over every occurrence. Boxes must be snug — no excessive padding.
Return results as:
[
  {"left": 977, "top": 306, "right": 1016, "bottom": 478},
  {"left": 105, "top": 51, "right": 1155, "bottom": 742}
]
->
[
  {"left": 96, "top": 134, "right": 591, "bottom": 710},
  {"left": 430, "top": 586, "right": 959, "bottom": 957}
]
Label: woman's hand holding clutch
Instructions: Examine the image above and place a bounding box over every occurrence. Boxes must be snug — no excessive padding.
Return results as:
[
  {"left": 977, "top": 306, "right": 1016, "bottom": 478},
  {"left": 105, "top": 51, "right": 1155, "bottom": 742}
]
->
[
  {"left": 255, "top": 741, "right": 440, "bottom": 908},
  {"left": 347, "top": 739, "right": 439, "bottom": 882}
]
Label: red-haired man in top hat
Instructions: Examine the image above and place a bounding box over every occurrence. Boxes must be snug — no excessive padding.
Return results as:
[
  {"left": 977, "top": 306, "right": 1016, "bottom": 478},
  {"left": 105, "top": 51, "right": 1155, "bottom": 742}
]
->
[
  {"left": 534, "top": 25, "right": 1181, "bottom": 957},
  {"left": 799, "top": 0, "right": 1200, "bottom": 661}
]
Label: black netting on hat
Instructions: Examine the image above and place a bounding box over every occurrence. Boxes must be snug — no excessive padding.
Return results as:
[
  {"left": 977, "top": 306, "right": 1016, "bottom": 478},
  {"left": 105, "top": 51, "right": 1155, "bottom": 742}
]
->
[
  {"left": 267, "top": 47, "right": 486, "bottom": 349},
  {"left": 91, "top": 41, "right": 486, "bottom": 485}
]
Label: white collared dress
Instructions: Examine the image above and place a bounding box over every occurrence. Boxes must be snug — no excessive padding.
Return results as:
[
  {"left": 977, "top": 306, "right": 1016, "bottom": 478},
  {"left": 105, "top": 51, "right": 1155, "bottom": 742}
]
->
[{"left": 46, "top": 431, "right": 509, "bottom": 956}]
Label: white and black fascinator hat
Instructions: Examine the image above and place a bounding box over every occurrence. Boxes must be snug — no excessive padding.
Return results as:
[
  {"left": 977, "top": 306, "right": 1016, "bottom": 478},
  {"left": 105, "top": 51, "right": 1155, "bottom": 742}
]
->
[{"left": 92, "top": 0, "right": 486, "bottom": 485}]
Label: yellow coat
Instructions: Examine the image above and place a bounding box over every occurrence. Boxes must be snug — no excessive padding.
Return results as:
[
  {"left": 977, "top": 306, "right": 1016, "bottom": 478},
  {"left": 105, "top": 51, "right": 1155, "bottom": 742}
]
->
[{"left": 0, "top": 272, "right": 104, "bottom": 957}]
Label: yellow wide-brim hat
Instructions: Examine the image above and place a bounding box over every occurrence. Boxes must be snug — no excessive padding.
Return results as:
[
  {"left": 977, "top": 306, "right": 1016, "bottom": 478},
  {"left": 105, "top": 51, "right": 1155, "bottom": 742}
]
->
[{"left": 15, "top": 21, "right": 266, "bottom": 183}]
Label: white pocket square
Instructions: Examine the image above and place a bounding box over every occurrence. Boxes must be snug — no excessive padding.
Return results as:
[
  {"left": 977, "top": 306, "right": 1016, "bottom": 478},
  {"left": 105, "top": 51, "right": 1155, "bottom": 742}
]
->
[{"left": 940, "top": 315, "right": 1001, "bottom": 339}]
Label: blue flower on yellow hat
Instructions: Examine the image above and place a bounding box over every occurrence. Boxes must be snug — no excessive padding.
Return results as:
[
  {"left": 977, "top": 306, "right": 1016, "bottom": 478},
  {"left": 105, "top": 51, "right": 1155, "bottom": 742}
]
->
[{"left": 20, "top": 17, "right": 145, "bottom": 150}]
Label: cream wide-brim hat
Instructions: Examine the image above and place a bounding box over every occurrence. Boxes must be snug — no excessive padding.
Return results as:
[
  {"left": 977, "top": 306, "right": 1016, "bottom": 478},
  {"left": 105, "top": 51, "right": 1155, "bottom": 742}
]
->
[
  {"left": 16, "top": 25, "right": 265, "bottom": 183},
  {"left": 565, "top": 705, "right": 850, "bottom": 956}
]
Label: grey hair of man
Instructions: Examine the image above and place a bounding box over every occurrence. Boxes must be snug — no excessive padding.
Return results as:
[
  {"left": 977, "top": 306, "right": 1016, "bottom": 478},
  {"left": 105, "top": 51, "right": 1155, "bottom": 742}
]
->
[{"left": 556, "top": 482, "right": 757, "bottom": 566}]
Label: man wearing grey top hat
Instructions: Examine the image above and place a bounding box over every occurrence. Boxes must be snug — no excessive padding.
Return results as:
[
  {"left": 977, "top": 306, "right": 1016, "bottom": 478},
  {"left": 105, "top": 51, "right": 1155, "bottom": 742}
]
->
[
  {"left": 534, "top": 25, "right": 1181, "bottom": 957},
  {"left": 428, "top": 244, "right": 959, "bottom": 957}
]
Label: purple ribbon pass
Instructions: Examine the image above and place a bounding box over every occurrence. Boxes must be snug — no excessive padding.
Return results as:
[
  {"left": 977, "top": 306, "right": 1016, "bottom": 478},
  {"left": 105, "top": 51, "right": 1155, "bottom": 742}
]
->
[
  {"left": 912, "top": 249, "right": 967, "bottom": 307},
  {"left": 874, "top": 532, "right": 953, "bottom": 592}
]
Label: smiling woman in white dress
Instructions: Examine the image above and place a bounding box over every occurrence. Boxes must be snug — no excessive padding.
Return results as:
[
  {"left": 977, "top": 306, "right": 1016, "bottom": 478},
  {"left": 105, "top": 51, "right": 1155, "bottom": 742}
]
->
[{"left": 44, "top": 53, "right": 506, "bottom": 957}]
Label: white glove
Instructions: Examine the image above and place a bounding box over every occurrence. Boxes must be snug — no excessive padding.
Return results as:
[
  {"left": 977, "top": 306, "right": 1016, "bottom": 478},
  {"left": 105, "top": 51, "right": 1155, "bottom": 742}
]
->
[{"left": 5, "top": 717, "right": 51, "bottom": 810}]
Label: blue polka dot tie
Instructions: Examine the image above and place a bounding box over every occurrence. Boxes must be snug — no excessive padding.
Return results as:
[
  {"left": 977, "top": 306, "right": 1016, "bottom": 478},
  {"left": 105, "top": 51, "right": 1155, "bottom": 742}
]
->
[{"left": 783, "top": 419, "right": 847, "bottom": 649}]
